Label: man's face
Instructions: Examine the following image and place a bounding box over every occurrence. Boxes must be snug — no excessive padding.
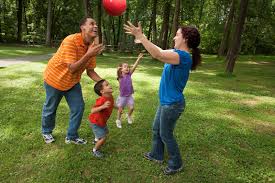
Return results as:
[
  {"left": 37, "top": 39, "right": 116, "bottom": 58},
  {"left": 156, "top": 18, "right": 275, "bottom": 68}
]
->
[{"left": 81, "top": 18, "right": 98, "bottom": 38}]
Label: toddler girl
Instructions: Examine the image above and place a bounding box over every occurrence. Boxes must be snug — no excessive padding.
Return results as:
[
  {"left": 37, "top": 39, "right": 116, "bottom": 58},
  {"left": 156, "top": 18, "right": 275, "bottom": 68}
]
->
[{"left": 115, "top": 53, "right": 143, "bottom": 128}]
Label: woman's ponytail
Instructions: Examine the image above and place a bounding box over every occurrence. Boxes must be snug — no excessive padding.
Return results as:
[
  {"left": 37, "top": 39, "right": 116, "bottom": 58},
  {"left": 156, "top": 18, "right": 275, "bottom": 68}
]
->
[
  {"left": 191, "top": 47, "right": 201, "bottom": 70},
  {"left": 180, "top": 26, "right": 201, "bottom": 70}
]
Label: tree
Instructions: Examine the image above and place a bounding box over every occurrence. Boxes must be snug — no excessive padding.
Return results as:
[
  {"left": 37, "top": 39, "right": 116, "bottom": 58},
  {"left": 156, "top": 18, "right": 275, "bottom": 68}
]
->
[
  {"left": 218, "top": 0, "right": 236, "bottom": 57},
  {"left": 171, "top": 0, "right": 180, "bottom": 47},
  {"left": 17, "top": 0, "right": 23, "bottom": 42},
  {"left": 97, "top": 0, "right": 102, "bottom": 44},
  {"left": 83, "top": 0, "right": 91, "bottom": 17},
  {"left": 159, "top": 0, "right": 172, "bottom": 49},
  {"left": 225, "top": 0, "right": 249, "bottom": 74},
  {"left": 46, "top": 0, "right": 52, "bottom": 46},
  {"left": 147, "top": 0, "right": 158, "bottom": 44},
  {"left": 198, "top": 0, "right": 205, "bottom": 24}
]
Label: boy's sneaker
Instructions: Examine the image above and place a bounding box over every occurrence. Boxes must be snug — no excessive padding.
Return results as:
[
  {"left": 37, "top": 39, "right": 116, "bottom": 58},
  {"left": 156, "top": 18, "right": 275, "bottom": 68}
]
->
[
  {"left": 92, "top": 150, "right": 103, "bottom": 158},
  {"left": 65, "top": 137, "right": 87, "bottom": 145},
  {"left": 143, "top": 152, "right": 163, "bottom": 164},
  {"left": 92, "top": 139, "right": 98, "bottom": 145},
  {"left": 42, "top": 134, "right": 55, "bottom": 144},
  {"left": 126, "top": 114, "right": 133, "bottom": 124},
  {"left": 163, "top": 166, "right": 183, "bottom": 175},
  {"left": 116, "top": 119, "right": 122, "bottom": 128}
]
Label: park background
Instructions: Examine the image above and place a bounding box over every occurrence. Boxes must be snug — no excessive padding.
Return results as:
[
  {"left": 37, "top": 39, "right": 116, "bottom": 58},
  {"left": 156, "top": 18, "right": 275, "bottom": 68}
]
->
[{"left": 0, "top": 0, "right": 274, "bottom": 182}]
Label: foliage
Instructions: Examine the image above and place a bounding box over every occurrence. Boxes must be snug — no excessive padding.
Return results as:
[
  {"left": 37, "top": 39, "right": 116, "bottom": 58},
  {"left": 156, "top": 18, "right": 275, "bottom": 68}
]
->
[{"left": 0, "top": 0, "right": 274, "bottom": 54}]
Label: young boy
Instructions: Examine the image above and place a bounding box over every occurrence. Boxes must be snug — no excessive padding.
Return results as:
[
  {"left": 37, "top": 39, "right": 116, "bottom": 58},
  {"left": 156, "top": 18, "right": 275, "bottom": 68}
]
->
[{"left": 88, "top": 79, "right": 114, "bottom": 158}]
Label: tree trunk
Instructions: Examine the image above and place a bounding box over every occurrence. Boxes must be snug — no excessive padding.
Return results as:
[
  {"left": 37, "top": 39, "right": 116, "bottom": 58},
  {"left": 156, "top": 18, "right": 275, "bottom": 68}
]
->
[
  {"left": 159, "top": 0, "right": 171, "bottom": 49},
  {"left": 0, "top": 17, "right": 2, "bottom": 42},
  {"left": 147, "top": 0, "right": 157, "bottom": 43},
  {"left": 218, "top": 0, "right": 235, "bottom": 57},
  {"left": 0, "top": 1, "right": 2, "bottom": 42},
  {"left": 17, "top": 0, "right": 23, "bottom": 42},
  {"left": 0, "top": 0, "right": 5, "bottom": 42},
  {"left": 46, "top": 0, "right": 53, "bottom": 46},
  {"left": 115, "top": 16, "right": 122, "bottom": 47},
  {"left": 83, "top": 0, "right": 91, "bottom": 16},
  {"left": 120, "top": 5, "right": 130, "bottom": 51},
  {"left": 198, "top": 0, "right": 205, "bottom": 24},
  {"left": 225, "top": 0, "right": 249, "bottom": 74},
  {"left": 97, "top": 0, "right": 102, "bottom": 44},
  {"left": 171, "top": 0, "right": 180, "bottom": 47},
  {"left": 102, "top": 20, "right": 109, "bottom": 45},
  {"left": 23, "top": 0, "right": 29, "bottom": 35},
  {"left": 111, "top": 17, "right": 116, "bottom": 46}
]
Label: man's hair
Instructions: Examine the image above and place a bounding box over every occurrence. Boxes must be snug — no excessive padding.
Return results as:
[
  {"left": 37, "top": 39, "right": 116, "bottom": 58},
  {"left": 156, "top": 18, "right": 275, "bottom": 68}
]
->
[
  {"left": 94, "top": 79, "right": 106, "bottom": 96},
  {"left": 79, "top": 16, "right": 93, "bottom": 31}
]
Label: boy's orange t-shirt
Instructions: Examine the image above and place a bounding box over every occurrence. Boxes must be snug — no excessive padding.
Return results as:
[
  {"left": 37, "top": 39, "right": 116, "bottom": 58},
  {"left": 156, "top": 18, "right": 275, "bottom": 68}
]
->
[
  {"left": 44, "top": 33, "right": 96, "bottom": 91},
  {"left": 89, "top": 96, "right": 114, "bottom": 127}
]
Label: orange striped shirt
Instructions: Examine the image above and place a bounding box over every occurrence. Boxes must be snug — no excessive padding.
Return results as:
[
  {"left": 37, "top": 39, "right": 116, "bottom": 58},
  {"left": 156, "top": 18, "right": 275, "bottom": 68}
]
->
[{"left": 44, "top": 33, "right": 96, "bottom": 91}]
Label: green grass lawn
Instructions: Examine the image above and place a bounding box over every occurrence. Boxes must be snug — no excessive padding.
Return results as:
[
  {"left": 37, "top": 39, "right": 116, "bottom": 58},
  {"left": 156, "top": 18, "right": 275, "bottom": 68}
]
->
[
  {"left": 0, "top": 44, "right": 56, "bottom": 58},
  {"left": 0, "top": 51, "right": 274, "bottom": 182}
]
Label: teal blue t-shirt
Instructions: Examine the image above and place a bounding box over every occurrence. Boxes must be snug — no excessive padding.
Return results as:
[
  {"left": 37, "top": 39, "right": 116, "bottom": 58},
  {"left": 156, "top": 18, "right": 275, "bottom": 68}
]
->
[{"left": 159, "top": 49, "right": 192, "bottom": 105}]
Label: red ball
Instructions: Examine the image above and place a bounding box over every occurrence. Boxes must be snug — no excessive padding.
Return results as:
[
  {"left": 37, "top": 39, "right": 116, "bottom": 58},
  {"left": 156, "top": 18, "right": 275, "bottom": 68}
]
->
[{"left": 103, "top": 0, "right": 127, "bottom": 16}]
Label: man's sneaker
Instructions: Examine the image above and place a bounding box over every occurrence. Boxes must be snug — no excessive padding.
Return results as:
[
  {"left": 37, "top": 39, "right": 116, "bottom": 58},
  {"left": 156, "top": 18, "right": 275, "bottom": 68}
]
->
[
  {"left": 116, "top": 119, "right": 122, "bottom": 128},
  {"left": 42, "top": 134, "right": 55, "bottom": 144},
  {"left": 92, "top": 150, "right": 103, "bottom": 158},
  {"left": 163, "top": 166, "right": 183, "bottom": 175},
  {"left": 126, "top": 114, "right": 133, "bottom": 124},
  {"left": 143, "top": 152, "right": 163, "bottom": 164},
  {"left": 65, "top": 137, "right": 87, "bottom": 145}
]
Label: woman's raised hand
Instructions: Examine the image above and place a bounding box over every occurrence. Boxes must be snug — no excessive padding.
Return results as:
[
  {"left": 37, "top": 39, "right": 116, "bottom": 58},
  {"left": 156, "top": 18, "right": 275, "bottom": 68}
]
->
[{"left": 124, "top": 21, "right": 144, "bottom": 42}]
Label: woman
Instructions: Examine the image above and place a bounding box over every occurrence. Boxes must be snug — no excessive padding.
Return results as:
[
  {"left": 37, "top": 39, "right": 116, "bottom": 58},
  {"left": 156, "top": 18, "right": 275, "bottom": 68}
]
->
[{"left": 124, "top": 21, "right": 201, "bottom": 175}]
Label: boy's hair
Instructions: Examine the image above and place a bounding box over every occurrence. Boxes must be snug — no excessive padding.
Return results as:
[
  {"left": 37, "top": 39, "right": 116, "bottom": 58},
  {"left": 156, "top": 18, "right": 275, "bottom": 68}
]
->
[
  {"left": 117, "top": 63, "right": 123, "bottom": 80},
  {"left": 94, "top": 79, "right": 106, "bottom": 96}
]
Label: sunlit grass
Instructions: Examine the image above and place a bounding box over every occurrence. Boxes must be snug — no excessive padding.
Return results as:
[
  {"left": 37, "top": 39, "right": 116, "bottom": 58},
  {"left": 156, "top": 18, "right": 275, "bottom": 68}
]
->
[
  {"left": 0, "top": 52, "right": 274, "bottom": 182},
  {"left": 0, "top": 45, "right": 56, "bottom": 58}
]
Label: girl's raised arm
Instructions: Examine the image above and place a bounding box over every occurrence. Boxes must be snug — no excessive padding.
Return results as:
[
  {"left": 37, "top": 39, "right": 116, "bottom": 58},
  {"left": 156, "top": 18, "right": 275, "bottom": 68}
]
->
[{"left": 130, "top": 53, "right": 143, "bottom": 74}]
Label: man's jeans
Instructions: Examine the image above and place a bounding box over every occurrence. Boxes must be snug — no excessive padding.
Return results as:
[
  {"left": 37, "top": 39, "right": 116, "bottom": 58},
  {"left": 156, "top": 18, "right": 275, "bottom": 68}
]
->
[
  {"left": 41, "top": 82, "right": 85, "bottom": 139},
  {"left": 150, "top": 102, "right": 185, "bottom": 169}
]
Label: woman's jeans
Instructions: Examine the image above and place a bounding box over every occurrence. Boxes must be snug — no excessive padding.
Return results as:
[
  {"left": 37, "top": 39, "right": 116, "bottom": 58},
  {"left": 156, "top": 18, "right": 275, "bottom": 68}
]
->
[
  {"left": 41, "top": 82, "right": 85, "bottom": 140},
  {"left": 150, "top": 102, "right": 185, "bottom": 169}
]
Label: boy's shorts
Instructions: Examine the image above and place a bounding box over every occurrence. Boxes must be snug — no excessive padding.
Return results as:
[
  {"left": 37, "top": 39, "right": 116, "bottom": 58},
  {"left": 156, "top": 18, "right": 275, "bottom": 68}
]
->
[
  {"left": 116, "top": 95, "right": 134, "bottom": 108},
  {"left": 91, "top": 123, "right": 108, "bottom": 139}
]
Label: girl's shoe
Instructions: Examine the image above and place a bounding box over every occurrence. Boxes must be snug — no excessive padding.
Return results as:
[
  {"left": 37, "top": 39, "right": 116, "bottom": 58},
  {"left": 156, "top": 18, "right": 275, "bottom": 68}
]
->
[
  {"left": 126, "top": 114, "right": 133, "bottom": 124},
  {"left": 116, "top": 119, "right": 122, "bottom": 128}
]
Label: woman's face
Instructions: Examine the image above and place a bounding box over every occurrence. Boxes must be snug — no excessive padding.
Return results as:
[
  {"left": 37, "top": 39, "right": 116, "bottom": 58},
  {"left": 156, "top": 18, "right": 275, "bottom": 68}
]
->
[{"left": 173, "top": 29, "right": 185, "bottom": 49}]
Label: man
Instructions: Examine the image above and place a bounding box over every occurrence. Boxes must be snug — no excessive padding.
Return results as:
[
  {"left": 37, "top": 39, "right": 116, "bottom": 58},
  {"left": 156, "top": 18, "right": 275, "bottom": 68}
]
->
[{"left": 41, "top": 17, "right": 104, "bottom": 144}]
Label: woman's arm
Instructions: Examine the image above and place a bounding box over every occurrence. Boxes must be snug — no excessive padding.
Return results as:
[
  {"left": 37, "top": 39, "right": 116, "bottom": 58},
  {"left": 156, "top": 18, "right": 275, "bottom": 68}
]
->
[
  {"left": 130, "top": 53, "right": 143, "bottom": 74},
  {"left": 124, "top": 22, "right": 179, "bottom": 65}
]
